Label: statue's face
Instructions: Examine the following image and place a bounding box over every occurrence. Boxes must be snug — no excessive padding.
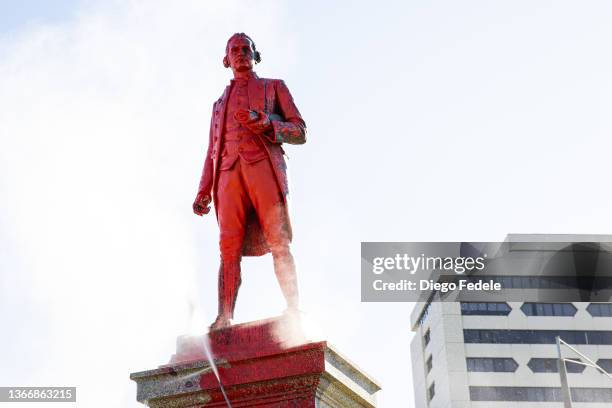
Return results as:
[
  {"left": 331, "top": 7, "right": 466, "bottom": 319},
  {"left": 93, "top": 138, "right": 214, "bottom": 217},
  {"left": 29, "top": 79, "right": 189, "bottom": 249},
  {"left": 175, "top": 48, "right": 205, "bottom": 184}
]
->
[{"left": 227, "top": 36, "right": 255, "bottom": 72}]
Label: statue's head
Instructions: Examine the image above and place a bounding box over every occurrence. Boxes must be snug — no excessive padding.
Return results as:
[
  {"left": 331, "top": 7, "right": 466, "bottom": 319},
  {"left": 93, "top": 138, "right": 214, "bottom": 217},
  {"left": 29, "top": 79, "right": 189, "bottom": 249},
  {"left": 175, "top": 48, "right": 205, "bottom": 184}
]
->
[{"left": 223, "top": 33, "right": 261, "bottom": 72}]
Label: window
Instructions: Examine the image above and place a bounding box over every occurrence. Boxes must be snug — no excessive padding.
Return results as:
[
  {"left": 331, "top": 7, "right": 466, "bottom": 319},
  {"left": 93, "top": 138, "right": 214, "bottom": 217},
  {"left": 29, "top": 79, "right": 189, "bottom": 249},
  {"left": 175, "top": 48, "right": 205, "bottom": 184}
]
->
[
  {"left": 527, "top": 358, "right": 585, "bottom": 373},
  {"left": 470, "top": 386, "right": 558, "bottom": 402},
  {"left": 468, "top": 275, "right": 604, "bottom": 290},
  {"left": 425, "top": 355, "right": 433, "bottom": 374},
  {"left": 469, "top": 386, "right": 612, "bottom": 402},
  {"left": 587, "top": 303, "right": 612, "bottom": 317},
  {"left": 428, "top": 382, "right": 435, "bottom": 401},
  {"left": 596, "top": 359, "right": 612, "bottom": 373},
  {"left": 418, "top": 302, "right": 432, "bottom": 327},
  {"left": 466, "top": 357, "right": 517, "bottom": 372},
  {"left": 423, "top": 329, "right": 431, "bottom": 346},
  {"left": 463, "top": 329, "right": 612, "bottom": 345},
  {"left": 572, "top": 388, "right": 612, "bottom": 403},
  {"left": 460, "top": 302, "right": 511, "bottom": 316},
  {"left": 521, "top": 303, "right": 577, "bottom": 316}
]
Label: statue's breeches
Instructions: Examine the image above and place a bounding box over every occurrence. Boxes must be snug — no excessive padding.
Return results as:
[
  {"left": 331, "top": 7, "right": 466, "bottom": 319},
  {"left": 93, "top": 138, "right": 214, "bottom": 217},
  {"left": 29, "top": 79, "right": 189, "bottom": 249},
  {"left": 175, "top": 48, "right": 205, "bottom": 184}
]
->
[{"left": 216, "top": 158, "right": 291, "bottom": 261}]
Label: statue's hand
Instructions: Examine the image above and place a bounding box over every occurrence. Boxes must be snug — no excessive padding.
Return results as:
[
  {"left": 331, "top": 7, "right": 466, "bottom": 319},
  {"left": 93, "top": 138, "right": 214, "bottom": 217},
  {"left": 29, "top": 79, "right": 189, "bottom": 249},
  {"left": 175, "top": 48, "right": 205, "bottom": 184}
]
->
[
  {"left": 235, "top": 109, "right": 272, "bottom": 134},
  {"left": 234, "top": 108, "right": 259, "bottom": 124},
  {"left": 193, "top": 193, "right": 211, "bottom": 216}
]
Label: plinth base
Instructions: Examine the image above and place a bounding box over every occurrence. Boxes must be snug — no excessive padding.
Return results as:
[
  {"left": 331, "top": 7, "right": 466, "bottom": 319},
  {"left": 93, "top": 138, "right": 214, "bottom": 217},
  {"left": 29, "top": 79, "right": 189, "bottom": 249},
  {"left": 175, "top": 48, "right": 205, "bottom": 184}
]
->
[{"left": 130, "top": 315, "right": 380, "bottom": 407}]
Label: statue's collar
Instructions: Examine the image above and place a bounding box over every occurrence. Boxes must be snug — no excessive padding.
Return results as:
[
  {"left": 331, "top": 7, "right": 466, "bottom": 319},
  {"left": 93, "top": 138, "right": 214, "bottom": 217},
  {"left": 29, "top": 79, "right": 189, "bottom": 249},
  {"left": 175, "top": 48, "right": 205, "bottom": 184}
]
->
[{"left": 231, "top": 71, "right": 258, "bottom": 84}]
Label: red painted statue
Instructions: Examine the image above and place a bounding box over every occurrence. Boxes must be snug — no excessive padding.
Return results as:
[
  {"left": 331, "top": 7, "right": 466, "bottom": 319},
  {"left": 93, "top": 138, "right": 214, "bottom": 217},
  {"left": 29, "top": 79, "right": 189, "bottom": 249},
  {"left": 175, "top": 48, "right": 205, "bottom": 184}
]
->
[{"left": 193, "top": 33, "right": 306, "bottom": 330}]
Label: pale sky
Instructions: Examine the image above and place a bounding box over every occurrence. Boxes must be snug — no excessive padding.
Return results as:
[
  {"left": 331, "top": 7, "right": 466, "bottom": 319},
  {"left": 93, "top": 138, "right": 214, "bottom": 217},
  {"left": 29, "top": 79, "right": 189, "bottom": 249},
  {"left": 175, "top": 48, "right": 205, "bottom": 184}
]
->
[{"left": 1, "top": 1, "right": 612, "bottom": 407}]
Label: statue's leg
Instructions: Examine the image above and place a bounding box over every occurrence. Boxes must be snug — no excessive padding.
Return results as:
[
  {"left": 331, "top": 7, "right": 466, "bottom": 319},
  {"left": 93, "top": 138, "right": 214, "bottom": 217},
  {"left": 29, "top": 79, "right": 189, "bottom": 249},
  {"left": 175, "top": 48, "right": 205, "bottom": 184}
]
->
[
  {"left": 211, "top": 259, "right": 241, "bottom": 330},
  {"left": 242, "top": 158, "right": 299, "bottom": 311},
  {"left": 212, "top": 161, "right": 251, "bottom": 330},
  {"left": 271, "top": 246, "right": 299, "bottom": 311}
]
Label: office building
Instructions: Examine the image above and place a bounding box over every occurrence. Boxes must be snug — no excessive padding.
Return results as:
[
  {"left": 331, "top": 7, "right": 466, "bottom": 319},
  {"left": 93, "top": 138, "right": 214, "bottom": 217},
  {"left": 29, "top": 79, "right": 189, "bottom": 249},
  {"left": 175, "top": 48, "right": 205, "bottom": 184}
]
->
[{"left": 410, "top": 235, "right": 612, "bottom": 407}]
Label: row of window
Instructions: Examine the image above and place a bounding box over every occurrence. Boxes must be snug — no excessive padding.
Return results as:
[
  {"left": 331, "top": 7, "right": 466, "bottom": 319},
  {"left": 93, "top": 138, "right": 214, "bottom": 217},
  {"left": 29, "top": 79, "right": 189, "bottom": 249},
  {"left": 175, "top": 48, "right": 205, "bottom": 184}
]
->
[
  {"left": 461, "top": 302, "right": 511, "bottom": 315},
  {"left": 425, "top": 355, "right": 433, "bottom": 373},
  {"left": 425, "top": 356, "right": 607, "bottom": 376},
  {"left": 469, "top": 386, "right": 612, "bottom": 402},
  {"left": 460, "top": 275, "right": 612, "bottom": 290},
  {"left": 418, "top": 302, "right": 431, "bottom": 327},
  {"left": 599, "top": 359, "right": 612, "bottom": 373},
  {"left": 418, "top": 300, "right": 612, "bottom": 328},
  {"left": 466, "top": 357, "right": 612, "bottom": 373},
  {"left": 527, "top": 358, "right": 584, "bottom": 373},
  {"left": 521, "top": 302, "right": 577, "bottom": 316},
  {"left": 587, "top": 303, "right": 612, "bottom": 317},
  {"left": 464, "top": 329, "right": 612, "bottom": 345},
  {"left": 460, "top": 302, "right": 612, "bottom": 317},
  {"left": 466, "top": 357, "right": 517, "bottom": 372}
]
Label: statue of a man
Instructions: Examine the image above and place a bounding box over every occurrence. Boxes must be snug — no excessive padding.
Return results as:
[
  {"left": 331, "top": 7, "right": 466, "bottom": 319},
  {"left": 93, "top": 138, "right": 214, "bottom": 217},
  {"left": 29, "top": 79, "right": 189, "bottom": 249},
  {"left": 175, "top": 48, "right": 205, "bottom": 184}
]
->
[{"left": 193, "top": 33, "right": 306, "bottom": 330}]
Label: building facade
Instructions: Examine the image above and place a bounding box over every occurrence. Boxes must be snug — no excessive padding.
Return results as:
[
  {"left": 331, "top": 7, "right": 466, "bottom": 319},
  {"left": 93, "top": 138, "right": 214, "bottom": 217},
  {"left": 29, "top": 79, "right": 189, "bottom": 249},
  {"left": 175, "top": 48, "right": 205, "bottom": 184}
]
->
[{"left": 410, "top": 236, "right": 612, "bottom": 407}]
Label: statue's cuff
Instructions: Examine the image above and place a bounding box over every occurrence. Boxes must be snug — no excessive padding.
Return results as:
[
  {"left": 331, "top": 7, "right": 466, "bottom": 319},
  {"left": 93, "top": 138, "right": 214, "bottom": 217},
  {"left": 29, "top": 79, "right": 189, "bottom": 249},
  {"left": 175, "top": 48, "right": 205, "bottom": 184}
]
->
[{"left": 269, "top": 121, "right": 285, "bottom": 143}]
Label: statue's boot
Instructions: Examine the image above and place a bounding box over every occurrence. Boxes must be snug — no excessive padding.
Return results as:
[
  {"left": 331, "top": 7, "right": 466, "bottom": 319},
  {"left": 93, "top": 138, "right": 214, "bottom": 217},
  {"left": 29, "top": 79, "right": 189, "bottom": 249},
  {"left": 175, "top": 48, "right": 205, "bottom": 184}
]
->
[
  {"left": 272, "top": 248, "right": 299, "bottom": 312},
  {"left": 210, "top": 260, "right": 241, "bottom": 331}
]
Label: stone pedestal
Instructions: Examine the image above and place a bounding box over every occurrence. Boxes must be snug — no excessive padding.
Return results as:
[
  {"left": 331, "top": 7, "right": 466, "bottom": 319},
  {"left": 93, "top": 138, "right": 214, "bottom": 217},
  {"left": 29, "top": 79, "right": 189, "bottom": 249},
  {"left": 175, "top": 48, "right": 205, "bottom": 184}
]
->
[{"left": 130, "top": 315, "right": 380, "bottom": 407}]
